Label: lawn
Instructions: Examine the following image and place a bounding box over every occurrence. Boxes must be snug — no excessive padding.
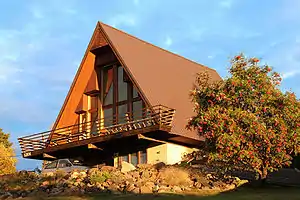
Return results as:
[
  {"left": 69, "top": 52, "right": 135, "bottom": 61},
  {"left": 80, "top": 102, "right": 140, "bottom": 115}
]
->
[{"left": 23, "top": 186, "right": 300, "bottom": 200}]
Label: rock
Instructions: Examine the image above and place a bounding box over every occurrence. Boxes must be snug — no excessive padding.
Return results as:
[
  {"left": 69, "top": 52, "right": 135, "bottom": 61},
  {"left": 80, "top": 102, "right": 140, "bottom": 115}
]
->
[
  {"left": 194, "top": 182, "right": 202, "bottom": 189},
  {"left": 125, "top": 184, "right": 136, "bottom": 192},
  {"left": 130, "top": 171, "right": 140, "bottom": 180},
  {"left": 140, "top": 171, "right": 152, "bottom": 179},
  {"left": 226, "top": 184, "right": 236, "bottom": 190},
  {"left": 102, "top": 182, "right": 109, "bottom": 188},
  {"left": 41, "top": 181, "right": 50, "bottom": 187},
  {"left": 101, "top": 166, "right": 117, "bottom": 172},
  {"left": 0, "top": 192, "right": 12, "bottom": 200},
  {"left": 152, "top": 184, "right": 159, "bottom": 193},
  {"left": 172, "top": 186, "right": 182, "bottom": 193},
  {"left": 50, "top": 187, "right": 63, "bottom": 196},
  {"left": 153, "top": 162, "right": 166, "bottom": 170},
  {"left": 140, "top": 185, "right": 152, "bottom": 194},
  {"left": 106, "top": 179, "right": 113, "bottom": 185},
  {"left": 136, "top": 164, "right": 152, "bottom": 169},
  {"left": 108, "top": 184, "right": 122, "bottom": 195},
  {"left": 70, "top": 172, "right": 80, "bottom": 179},
  {"left": 121, "top": 161, "right": 136, "bottom": 173},
  {"left": 145, "top": 181, "right": 155, "bottom": 188},
  {"left": 132, "top": 187, "right": 140, "bottom": 194},
  {"left": 79, "top": 171, "right": 87, "bottom": 178}
]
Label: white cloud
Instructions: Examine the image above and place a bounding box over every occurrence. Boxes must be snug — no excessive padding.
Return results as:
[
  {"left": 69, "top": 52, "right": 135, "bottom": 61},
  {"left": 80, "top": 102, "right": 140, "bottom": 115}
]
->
[
  {"left": 208, "top": 55, "right": 215, "bottom": 59},
  {"left": 109, "top": 14, "right": 136, "bottom": 28},
  {"left": 133, "top": 0, "right": 140, "bottom": 6},
  {"left": 164, "top": 36, "right": 173, "bottom": 47},
  {"left": 282, "top": 70, "right": 300, "bottom": 79}
]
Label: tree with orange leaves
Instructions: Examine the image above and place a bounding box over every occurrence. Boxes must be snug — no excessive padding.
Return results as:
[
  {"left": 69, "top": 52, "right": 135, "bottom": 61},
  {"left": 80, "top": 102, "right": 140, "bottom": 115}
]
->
[{"left": 187, "top": 54, "right": 300, "bottom": 181}]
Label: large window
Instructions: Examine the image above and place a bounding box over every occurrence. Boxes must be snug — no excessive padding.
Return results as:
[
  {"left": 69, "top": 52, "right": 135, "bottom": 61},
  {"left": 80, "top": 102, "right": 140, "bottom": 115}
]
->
[
  {"left": 116, "top": 150, "right": 147, "bottom": 167},
  {"left": 100, "top": 65, "right": 144, "bottom": 126}
]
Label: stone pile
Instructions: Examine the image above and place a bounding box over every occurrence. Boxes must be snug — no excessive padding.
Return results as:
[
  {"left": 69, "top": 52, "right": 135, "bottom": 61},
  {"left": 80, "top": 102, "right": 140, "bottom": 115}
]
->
[{"left": 0, "top": 162, "right": 247, "bottom": 199}]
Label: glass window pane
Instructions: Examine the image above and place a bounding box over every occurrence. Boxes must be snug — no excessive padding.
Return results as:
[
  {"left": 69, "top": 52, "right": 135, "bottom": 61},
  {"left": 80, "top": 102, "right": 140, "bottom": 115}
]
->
[
  {"left": 104, "top": 108, "right": 113, "bottom": 127},
  {"left": 133, "top": 86, "right": 139, "bottom": 99},
  {"left": 131, "top": 153, "right": 138, "bottom": 166},
  {"left": 118, "top": 104, "right": 128, "bottom": 124},
  {"left": 118, "top": 67, "right": 127, "bottom": 102},
  {"left": 104, "top": 83, "right": 113, "bottom": 106},
  {"left": 122, "top": 155, "right": 129, "bottom": 163},
  {"left": 140, "top": 150, "right": 147, "bottom": 164},
  {"left": 103, "top": 66, "right": 113, "bottom": 106},
  {"left": 133, "top": 101, "right": 143, "bottom": 120}
]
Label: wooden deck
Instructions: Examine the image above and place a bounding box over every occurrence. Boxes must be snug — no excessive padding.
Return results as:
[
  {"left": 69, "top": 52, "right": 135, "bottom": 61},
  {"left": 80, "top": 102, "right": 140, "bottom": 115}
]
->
[{"left": 18, "top": 105, "right": 175, "bottom": 159}]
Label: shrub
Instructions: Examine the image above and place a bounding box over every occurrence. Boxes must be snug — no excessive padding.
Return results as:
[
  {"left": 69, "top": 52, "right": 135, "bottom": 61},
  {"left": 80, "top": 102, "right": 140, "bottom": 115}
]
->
[
  {"left": 159, "top": 166, "right": 192, "bottom": 186},
  {"left": 89, "top": 171, "right": 111, "bottom": 184}
]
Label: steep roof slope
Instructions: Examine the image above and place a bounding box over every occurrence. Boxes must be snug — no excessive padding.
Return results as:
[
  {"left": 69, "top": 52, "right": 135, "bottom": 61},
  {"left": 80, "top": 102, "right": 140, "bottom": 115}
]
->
[{"left": 99, "top": 22, "right": 222, "bottom": 140}]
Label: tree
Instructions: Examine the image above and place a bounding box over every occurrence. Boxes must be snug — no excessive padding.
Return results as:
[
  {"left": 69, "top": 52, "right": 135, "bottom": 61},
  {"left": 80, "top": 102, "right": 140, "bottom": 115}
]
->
[
  {"left": 0, "top": 128, "right": 12, "bottom": 148},
  {"left": 0, "top": 128, "right": 16, "bottom": 175},
  {"left": 187, "top": 54, "right": 300, "bottom": 181}
]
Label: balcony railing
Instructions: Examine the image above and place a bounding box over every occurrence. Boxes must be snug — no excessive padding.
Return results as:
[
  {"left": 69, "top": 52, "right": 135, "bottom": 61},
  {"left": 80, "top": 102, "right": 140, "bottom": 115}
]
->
[{"left": 18, "top": 105, "right": 175, "bottom": 157}]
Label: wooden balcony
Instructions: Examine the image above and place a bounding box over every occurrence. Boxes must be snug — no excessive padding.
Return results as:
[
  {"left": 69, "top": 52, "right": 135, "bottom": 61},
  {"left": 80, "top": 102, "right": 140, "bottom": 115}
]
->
[{"left": 18, "top": 105, "right": 175, "bottom": 159}]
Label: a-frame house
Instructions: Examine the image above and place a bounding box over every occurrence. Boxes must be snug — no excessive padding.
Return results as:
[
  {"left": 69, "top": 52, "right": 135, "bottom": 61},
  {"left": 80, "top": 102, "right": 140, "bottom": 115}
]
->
[{"left": 18, "top": 22, "right": 221, "bottom": 167}]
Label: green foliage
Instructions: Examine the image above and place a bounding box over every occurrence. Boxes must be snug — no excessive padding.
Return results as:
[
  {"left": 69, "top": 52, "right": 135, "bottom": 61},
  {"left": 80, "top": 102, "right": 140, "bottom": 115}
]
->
[
  {"left": 89, "top": 171, "right": 111, "bottom": 184},
  {"left": 187, "top": 54, "right": 300, "bottom": 179}
]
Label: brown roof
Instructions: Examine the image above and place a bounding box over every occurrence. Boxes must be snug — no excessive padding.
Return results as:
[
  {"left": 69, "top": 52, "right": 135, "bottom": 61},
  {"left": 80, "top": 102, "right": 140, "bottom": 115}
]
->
[
  {"left": 99, "top": 22, "right": 221, "bottom": 140},
  {"left": 51, "top": 22, "right": 222, "bottom": 141}
]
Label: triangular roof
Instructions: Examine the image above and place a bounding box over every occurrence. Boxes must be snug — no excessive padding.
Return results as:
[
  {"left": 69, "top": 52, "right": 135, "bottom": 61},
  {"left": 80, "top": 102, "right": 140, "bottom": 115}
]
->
[{"left": 52, "top": 21, "right": 222, "bottom": 141}]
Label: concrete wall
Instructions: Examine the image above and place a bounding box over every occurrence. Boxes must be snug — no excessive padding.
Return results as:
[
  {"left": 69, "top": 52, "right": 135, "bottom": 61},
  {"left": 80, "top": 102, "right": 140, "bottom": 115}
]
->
[
  {"left": 146, "top": 144, "right": 167, "bottom": 164},
  {"left": 166, "top": 143, "right": 197, "bottom": 165}
]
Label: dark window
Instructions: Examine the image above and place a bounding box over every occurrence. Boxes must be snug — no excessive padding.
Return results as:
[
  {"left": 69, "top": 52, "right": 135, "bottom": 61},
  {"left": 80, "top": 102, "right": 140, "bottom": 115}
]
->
[
  {"left": 133, "top": 100, "right": 143, "bottom": 120},
  {"left": 104, "top": 108, "right": 113, "bottom": 127},
  {"left": 45, "top": 160, "right": 58, "bottom": 169},
  {"left": 58, "top": 160, "right": 72, "bottom": 168},
  {"left": 121, "top": 155, "right": 129, "bottom": 162},
  {"left": 118, "top": 67, "right": 127, "bottom": 102},
  {"left": 118, "top": 104, "right": 128, "bottom": 124},
  {"left": 104, "top": 84, "right": 113, "bottom": 106},
  {"left": 131, "top": 153, "right": 138, "bottom": 166},
  {"left": 133, "top": 86, "right": 139, "bottom": 99},
  {"left": 140, "top": 150, "right": 147, "bottom": 164}
]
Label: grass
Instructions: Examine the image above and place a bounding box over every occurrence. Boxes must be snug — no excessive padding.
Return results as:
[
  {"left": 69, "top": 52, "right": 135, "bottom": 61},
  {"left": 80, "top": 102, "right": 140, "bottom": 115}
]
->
[{"left": 22, "top": 186, "right": 300, "bottom": 200}]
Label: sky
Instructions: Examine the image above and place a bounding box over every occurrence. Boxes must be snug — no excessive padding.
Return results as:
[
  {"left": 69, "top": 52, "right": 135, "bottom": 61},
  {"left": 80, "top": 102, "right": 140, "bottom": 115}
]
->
[{"left": 0, "top": 0, "right": 299, "bottom": 170}]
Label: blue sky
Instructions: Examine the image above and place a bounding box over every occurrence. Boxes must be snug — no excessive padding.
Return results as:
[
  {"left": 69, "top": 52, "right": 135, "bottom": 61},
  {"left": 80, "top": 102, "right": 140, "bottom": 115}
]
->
[{"left": 0, "top": 0, "right": 299, "bottom": 170}]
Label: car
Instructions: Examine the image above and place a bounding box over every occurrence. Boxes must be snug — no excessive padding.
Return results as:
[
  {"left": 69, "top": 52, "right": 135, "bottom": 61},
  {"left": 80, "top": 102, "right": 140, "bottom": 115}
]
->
[{"left": 42, "top": 158, "right": 90, "bottom": 174}]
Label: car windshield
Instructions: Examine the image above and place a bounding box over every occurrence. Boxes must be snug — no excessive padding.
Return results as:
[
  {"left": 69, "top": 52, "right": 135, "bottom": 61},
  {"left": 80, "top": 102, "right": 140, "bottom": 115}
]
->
[{"left": 69, "top": 159, "right": 84, "bottom": 166}]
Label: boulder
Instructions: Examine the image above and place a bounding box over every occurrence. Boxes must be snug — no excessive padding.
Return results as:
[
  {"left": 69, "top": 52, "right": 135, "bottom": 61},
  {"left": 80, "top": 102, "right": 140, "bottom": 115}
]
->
[
  {"left": 145, "top": 181, "right": 155, "bottom": 189},
  {"left": 125, "top": 184, "right": 136, "bottom": 192},
  {"left": 132, "top": 187, "right": 140, "bottom": 194},
  {"left": 153, "top": 162, "right": 166, "bottom": 170},
  {"left": 140, "top": 185, "right": 152, "bottom": 194},
  {"left": 121, "top": 162, "right": 136, "bottom": 173},
  {"left": 172, "top": 186, "right": 182, "bottom": 193},
  {"left": 136, "top": 164, "right": 152, "bottom": 169},
  {"left": 101, "top": 166, "right": 117, "bottom": 172}
]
